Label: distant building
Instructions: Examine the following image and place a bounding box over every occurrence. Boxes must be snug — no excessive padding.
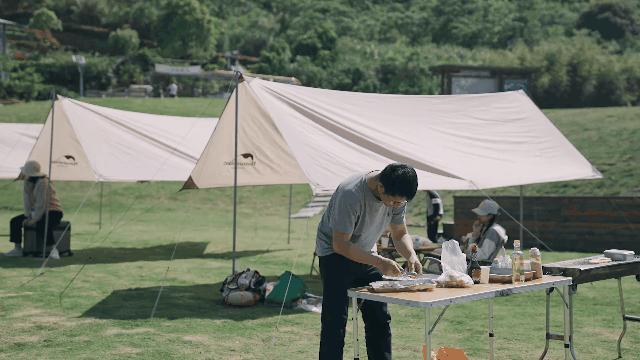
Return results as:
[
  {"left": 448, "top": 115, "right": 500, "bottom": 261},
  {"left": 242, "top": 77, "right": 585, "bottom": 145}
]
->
[
  {"left": 1, "top": 18, "right": 18, "bottom": 81},
  {"left": 430, "top": 64, "right": 534, "bottom": 95},
  {"left": 0, "top": 18, "right": 17, "bottom": 55}
]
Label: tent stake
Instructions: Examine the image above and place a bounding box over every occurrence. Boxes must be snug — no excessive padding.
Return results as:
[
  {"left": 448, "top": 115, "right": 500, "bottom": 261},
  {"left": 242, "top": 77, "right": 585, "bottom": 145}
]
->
[{"left": 232, "top": 71, "right": 240, "bottom": 274}]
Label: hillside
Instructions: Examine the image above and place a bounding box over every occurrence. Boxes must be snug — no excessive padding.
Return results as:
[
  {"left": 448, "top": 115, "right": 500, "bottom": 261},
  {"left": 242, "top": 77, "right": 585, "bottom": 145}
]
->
[{"left": 1, "top": 1, "right": 639, "bottom": 107}]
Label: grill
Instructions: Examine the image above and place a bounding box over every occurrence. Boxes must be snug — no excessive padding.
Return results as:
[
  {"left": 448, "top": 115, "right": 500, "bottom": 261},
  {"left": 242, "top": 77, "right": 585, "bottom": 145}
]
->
[{"left": 543, "top": 255, "right": 640, "bottom": 359}]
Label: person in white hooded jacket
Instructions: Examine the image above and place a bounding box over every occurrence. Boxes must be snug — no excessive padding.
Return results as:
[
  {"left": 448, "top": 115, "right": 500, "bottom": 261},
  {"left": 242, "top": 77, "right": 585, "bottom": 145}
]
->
[
  {"left": 462, "top": 199, "right": 508, "bottom": 263},
  {"left": 5, "top": 160, "right": 64, "bottom": 258}
]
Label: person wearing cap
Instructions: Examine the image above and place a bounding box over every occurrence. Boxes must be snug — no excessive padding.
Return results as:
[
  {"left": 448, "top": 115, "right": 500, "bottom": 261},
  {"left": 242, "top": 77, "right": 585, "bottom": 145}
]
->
[
  {"left": 5, "top": 160, "right": 64, "bottom": 258},
  {"left": 462, "top": 199, "right": 508, "bottom": 262},
  {"left": 315, "top": 163, "right": 421, "bottom": 360}
]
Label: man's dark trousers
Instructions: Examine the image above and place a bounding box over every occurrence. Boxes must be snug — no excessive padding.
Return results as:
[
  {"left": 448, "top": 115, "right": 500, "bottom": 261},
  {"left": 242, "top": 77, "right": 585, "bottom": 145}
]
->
[{"left": 319, "top": 253, "right": 392, "bottom": 360}]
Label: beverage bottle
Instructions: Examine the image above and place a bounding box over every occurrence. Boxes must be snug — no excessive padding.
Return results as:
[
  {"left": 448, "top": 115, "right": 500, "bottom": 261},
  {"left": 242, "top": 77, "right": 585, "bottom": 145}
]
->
[
  {"left": 468, "top": 244, "right": 482, "bottom": 284},
  {"left": 512, "top": 240, "right": 525, "bottom": 284},
  {"left": 529, "top": 247, "right": 543, "bottom": 279}
]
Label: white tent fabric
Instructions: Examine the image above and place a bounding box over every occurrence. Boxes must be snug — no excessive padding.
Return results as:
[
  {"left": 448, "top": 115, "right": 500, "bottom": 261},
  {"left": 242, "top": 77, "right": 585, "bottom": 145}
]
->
[
  {"left": 187, "top": 76, "right": 601, "bottom": 191},
  {"left": 0, "top": 123, "right": 42, "bottom": 179},
  {"left": 28, "top": 96, "right": 218, "bottom": 182}
]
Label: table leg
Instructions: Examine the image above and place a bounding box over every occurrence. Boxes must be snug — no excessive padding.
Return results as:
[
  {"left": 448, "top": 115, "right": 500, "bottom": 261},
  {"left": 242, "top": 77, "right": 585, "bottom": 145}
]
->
[
  {"left": 488, "top": 298, "right": 495, "bottom": 360},
  {"left": 617, "top": 277, "right": 626, "bottom": 359},
  {"left": 352, "top": 296, "right": 360, "bottom": 360},
  {"left": 568, "top": 285, "right": 578, "bottom": 360},
  {"left": 562, "top": 285, "right": 579, "bottom": 360},
  {"left": 540, "top": 288, "right": 552, "bottom": 360},
  {"left": 425, "top": 307, "right": 431, "bottom": 360}
]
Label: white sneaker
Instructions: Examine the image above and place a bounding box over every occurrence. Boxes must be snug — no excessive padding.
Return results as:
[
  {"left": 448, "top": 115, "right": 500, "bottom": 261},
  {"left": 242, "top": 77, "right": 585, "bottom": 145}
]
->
[
  {"left": 49, "top": 248, "right": 60, "bottom": 260},
  {"left": 4, "top": 248, "right": 23, "bottom": 257}
]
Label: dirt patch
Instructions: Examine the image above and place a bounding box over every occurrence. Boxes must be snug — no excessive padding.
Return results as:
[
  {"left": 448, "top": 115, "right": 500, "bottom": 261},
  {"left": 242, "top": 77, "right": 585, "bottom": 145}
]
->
[
  {"left": 6, "top": 335, "right": 42, "bottom": 344},
  {"left": 182, "top": 335, "right": 211, "bottom": 345},
  {"left": 0, "top": 291, "right": 33, "bottom": 298},
  {"left": 105, "top": 327, "right": 156, "bottom": 336},
  {"left": 112, "top": 346, "right": 141, "bottom": 355}
]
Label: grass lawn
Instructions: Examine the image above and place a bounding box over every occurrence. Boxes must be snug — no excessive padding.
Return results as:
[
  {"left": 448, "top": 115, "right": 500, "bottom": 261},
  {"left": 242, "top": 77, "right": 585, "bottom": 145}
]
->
[{"left": 1, "top": 98, "right": 639, "bottom": 359}]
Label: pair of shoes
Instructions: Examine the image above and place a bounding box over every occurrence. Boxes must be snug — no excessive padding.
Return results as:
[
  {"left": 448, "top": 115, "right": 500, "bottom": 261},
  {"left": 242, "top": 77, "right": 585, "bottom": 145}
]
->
[
  {"left": 49, "top": 248, "right": 60, "bottom": 260},
  {"left": 4, "top": 248, "right": 23, "bottom": 257}
]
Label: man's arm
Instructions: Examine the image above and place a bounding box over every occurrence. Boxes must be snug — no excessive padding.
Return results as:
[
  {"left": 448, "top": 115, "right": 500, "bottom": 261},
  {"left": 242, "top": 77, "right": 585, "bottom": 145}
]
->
[
  {"left": 332, "top": 230, "right": 402, "bottom": 276},
  {"left": 389, "top": 223, "right": 422, "bottom": 273}
]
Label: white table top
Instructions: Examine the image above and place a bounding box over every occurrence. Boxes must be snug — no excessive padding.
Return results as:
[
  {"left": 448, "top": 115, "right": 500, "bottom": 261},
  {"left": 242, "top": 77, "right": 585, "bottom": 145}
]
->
[{"left": 347, "top": 275, "right": 572, "bottom": 308}]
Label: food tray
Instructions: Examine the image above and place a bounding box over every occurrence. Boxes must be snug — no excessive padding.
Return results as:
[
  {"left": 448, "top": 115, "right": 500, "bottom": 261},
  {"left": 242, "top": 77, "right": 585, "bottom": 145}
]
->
[
  {"left": 369, "top": 279, "right": 436, "bottom": 293},
  {"left": 489, "top": 271, "right": 535, "bottom": 284}
]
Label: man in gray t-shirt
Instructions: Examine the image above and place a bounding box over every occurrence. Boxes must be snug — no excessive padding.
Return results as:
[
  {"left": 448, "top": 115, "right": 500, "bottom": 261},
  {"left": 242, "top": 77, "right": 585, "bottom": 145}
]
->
[{"left": 316, "top": 163, "right": 421, "bottom": 360}]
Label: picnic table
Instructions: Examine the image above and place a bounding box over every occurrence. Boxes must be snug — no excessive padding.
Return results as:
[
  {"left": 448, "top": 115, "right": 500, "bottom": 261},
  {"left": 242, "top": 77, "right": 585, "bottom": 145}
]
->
[{"left": 348, "top": 275, "right": 576, "bottom": 360}]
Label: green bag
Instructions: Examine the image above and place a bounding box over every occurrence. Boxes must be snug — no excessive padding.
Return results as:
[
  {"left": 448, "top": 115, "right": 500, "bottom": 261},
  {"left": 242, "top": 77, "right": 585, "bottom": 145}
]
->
[{"left": 265, "top": 271, "right": 307, "bottom": 305}]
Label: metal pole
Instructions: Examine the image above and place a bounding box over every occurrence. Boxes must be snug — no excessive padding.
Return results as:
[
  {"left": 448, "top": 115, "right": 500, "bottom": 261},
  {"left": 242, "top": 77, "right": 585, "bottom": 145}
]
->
[
  {"left": 425, "top": 307, "right": 431, "bottom": 360},
  {"left": 489, "top": 299, "right": 495, "bottom": 360},
  {"left": 79, "top": 67, "right": 84, "bottom": 97},
  {"left": 98, "top": 182, "right": 104, "bottom": 230},
  {"left": 617, "top": 278, "right": 627, "bottom": 358},
  {"left": 42, "top": 90, "right": 56, "bottom": 260},
  {"left": 425, "top": 192, "right": 429, "bottom": 236},
  {"left": 563, "top": 285, "right": 570, "bottom": 360},
  {"left": 519, "top": 186, "right": 524, "bottom": 247},
  {"left": 231, "top": 71, "right": 240, "bottom": 274},
  {"left": 287, "top": 184, "right": 293, "bottom": 244}
]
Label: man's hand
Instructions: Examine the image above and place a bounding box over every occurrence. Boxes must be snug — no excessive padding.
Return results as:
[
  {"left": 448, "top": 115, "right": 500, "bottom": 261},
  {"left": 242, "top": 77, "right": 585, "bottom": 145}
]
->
[
  {"left": 377, "top": 257, "right": 402, "bottom": 276},
  {"left": 406, "top": 256, "right": 423, "bottom": 274},
  {"left": 23, "top": 218, "right": 35, "bottom": 226}
]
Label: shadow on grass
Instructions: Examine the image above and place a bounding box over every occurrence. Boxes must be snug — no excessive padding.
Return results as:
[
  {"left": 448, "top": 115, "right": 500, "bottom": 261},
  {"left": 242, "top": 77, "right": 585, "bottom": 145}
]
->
[
  {"left": 81, "top": 277, "right": 322, "bottom": 321},
  {"left": 0, "top": 242, "right": 283, "bottom": 268}
]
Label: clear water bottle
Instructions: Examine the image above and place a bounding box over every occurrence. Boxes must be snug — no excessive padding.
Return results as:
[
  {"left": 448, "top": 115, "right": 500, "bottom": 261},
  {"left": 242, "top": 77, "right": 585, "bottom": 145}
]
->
[{"left": 512, "top": 240, "right": 525, "bottom": 284}]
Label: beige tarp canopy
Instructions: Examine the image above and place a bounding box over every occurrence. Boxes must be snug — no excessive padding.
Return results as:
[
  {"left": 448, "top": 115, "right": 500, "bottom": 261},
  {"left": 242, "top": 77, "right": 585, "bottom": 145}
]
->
[
  {"left": 186, "top": 76, "right": 601, "bottom": 191},
  {"left": 0, "top": 123, "right": 42, "bottom": 179},
  {"left": 29, "top": 96, "right": 218, "bottom": 182}
]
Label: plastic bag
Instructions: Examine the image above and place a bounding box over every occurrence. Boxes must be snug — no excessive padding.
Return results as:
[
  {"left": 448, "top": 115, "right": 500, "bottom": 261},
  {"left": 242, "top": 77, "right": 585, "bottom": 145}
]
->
[{"left": 436, "top": 240, "right": 473, "bottom": 288}]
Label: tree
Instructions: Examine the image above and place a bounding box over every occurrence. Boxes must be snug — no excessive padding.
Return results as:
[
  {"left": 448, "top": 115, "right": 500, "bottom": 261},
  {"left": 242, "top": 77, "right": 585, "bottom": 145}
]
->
[
  {"left": 28, "top": 7, "right": 62, "bottom": 31},
  {"left": 156, "top": 0, "right": 217, "bottom": 59},
  {"left": 577, "top": 1, "right": 640, "bottom": 41},
  {"left": 107, "top": 28, "right": 140, "bottom": 56},
  {"left": 71, "top": 0, "right": 108, "bottom": 27}
]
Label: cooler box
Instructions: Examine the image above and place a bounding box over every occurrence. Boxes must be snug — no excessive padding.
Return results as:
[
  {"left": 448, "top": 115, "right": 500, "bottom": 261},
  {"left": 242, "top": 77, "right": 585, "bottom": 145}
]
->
[{"left": 23, "top": 221, "right": 72, "bottom": 257}]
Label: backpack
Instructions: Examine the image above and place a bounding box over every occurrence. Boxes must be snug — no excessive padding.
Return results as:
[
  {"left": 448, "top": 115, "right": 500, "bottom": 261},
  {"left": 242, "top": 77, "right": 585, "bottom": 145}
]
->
[
  {"left": 220, "top": 268, "right": 266, "bottom": 306},
  {"left": 265, "top": 271, "right": 307, "bottom": 306}
]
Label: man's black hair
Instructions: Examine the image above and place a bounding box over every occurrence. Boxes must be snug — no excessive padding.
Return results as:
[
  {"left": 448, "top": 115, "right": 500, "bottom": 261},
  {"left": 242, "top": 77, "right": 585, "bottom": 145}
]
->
[{"left": 379, "top": 163, "right": 418, "bottom": 201}]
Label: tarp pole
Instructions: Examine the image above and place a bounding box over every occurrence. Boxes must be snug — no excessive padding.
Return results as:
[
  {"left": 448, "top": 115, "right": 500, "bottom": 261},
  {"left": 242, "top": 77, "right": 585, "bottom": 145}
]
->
[
  {"left": 425, "top": 191, "right": 429, "bottom": 236},
  {"left": 287, "top": 184, "right": 293, "bottom": 244},
  {"left": 42, "top": 90, "right": 55, "bottom": 260},
  {"left": 98, "top": 182, "right": 104, "bottom": 230},
  {"left": 231, "top": 71, "right": 240, "bottom": 274},
  {"left": 519, "top": 186, "right": 524, "bottom": 248}
]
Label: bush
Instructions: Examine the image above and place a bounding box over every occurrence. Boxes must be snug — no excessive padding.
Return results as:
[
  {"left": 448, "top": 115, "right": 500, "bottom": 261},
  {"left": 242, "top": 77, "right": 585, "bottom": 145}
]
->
[
  {"left": 28, "top": 7, "right": 63, "bottom": 31},
  {"left": 107, "top": 28, "right": 140, "bottom": 56}
]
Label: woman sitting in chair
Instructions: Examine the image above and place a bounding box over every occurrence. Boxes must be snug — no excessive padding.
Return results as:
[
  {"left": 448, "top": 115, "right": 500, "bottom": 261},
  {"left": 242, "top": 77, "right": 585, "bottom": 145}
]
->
[
  {"left": 5, "top": 160, "right": 64, "bottom": 259},
  {"left": 461, "top": 199, "right": 507, "bottom": 263}
]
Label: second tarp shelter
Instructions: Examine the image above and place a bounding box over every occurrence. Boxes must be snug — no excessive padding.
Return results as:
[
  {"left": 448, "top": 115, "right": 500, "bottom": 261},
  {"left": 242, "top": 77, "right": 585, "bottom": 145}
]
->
[
  {"left": 27, "top": 96, "right": 218, "bottom": 229},
  {"left": 185, "top": 76, "right": 601, "bottom": 270},
  {"left": 0, "top": 123, "right": 42, "bottom": 179},
  {"left": 28, "top": 96, "right": 218, "bottom": 182}
]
